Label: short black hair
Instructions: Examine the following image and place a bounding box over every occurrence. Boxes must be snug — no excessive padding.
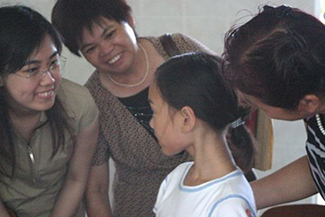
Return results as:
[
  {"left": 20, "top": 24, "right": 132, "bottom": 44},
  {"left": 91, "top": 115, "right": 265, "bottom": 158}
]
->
[{"left": 52, "top": 0, "right": 132, "bottom": 56}]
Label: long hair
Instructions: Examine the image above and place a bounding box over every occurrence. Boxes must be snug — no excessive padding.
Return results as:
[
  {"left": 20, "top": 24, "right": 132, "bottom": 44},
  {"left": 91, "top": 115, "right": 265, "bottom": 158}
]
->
[
  {"left": 154, "top": 52, "right": 256, "bottom": 172},
  {"left": 0, "top": 5, "right": 75, "bottom": 178}
]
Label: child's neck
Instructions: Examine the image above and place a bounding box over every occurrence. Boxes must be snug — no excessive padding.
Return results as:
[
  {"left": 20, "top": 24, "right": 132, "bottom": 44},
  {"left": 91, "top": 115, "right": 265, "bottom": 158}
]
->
[{"left": 184, "top": 127, "right": 236, "bottom": 186}]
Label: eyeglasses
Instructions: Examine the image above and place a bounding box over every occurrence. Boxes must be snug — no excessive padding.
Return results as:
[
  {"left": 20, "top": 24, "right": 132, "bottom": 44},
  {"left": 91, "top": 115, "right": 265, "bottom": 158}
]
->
[{"left": 14, "top": 56, "right": 67, "bottom": 80}]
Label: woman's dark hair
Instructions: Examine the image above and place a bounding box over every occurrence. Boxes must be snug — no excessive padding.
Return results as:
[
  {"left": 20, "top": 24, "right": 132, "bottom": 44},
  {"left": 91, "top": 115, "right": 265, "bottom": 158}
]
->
[
  {"left": 223, "top": 5, "right": 325, "bottom": 110},
  {"left": 0, "top": 5, "right": 74, "bottom": 178},
  {"left": 154, "top": 52, "right": 256, "bottom": 172},
  {"left": 52, "top": 0, "right": 132, "bottom": 56}
]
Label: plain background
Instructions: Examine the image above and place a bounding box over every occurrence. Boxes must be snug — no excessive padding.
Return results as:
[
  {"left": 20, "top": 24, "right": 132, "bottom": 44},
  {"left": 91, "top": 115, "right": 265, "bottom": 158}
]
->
[{"left": 0, "top": 0, "right": 321, "bottom": 215}]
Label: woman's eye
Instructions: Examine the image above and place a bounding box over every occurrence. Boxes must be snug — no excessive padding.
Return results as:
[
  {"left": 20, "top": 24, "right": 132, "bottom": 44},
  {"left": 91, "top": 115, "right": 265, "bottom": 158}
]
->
[
  {"left": 49, "top": 59, "right": 60, "bottom": 69},
  {"left": 23, "top": 67, "right": 39, "bottom": 75},
  {"left": 86, "top": 46, "right": 96, "bottom": 54},
  {"left": 105, "top": 30, "right": 115, "bottom": 40}
]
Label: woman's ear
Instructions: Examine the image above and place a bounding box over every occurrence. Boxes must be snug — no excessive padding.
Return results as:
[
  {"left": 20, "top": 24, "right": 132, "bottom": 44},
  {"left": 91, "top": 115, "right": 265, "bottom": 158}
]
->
[
  {"left": 298, "top": 94, "right": 320, "bottom": 114},
  {"left": 180, "top": 106, "right": 196, "bottom": 132},
  {"left": 127, "top": 15, "right": 136, "bottom": 28}
]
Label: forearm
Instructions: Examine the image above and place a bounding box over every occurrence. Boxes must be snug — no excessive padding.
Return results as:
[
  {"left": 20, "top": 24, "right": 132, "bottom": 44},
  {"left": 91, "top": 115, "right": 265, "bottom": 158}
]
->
[
  {"left": 86, "top": 188, "right": 113, "bottom": 217},
  {"left": 51, "top": 117, "right": 99, "bottom": 217},
  {"left": 51, "top": 178, "right": 87, "bottom": 217},
  {"left": 86, "top": 162, "right": 112, "bottom": 217},
  {"left": 252, "top": 155, "right": 317, "bottom": 209},
  {"left": 0, "top": 201, "right": 11, "bottom": 217}
]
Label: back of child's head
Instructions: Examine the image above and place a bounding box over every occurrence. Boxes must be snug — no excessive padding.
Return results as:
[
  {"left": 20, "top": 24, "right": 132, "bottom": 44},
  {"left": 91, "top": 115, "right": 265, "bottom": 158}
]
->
[
  {"left": 52, "top": 0, "right": 132, "bottom": 57},
  {"left": 155, "top": 52, "right": 256, "bottom": 172}
]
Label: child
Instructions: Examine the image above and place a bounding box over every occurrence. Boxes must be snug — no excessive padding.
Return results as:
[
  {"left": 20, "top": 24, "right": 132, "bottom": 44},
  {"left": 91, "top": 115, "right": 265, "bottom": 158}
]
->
[{"left": 149, "top": 52, "right": 257, "bottom": 217}]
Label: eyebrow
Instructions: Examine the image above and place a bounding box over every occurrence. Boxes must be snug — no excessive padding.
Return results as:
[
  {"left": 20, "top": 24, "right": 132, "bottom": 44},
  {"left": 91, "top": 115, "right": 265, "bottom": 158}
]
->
[
  {"left": 80, "top": 25, "right": 114, "bottom": 51},
  {"left": 24, "top": 51, "right": 59, "bottom": 66}
]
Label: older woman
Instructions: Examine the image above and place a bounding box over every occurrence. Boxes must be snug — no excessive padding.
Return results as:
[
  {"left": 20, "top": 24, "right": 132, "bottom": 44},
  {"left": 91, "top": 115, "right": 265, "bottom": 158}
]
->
[{"left": 223, "top": 4, "right": 325, "bottom": 209}]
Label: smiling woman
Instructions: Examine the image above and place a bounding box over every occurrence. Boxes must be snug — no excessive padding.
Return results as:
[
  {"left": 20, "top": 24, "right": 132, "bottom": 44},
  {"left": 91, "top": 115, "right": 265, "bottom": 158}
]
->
[
  {"left": 0, "top": 5, "right": 99, "bottom": 217},
  {"left": 51, "top": 1, "right": 234, "bottom": 217}
]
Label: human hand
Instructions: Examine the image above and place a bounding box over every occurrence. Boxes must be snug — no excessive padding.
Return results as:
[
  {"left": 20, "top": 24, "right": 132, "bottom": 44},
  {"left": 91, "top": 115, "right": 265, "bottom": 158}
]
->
[{"left": 246, "top": 209, "right": 253, "bottom": 217}]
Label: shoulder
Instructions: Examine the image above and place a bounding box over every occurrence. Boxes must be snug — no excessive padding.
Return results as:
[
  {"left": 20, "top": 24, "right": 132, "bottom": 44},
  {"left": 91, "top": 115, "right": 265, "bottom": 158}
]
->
[
  {"left": 145, "top": 33, "right": 198, "bottom": 47},
  {"left": 170, "top": 33, "right": 215, "bottom": 54},
  {"left": 209, "top": 171, "right": 256, "bottom": 215},
  {"left": 211, "top": 195, "right": 257, "bottom": 217},
  {"left": 58, "top": 78, "right": 94, "bottom": 103},
  {"left": 57, "top": 78, "right": 98, "bottom": 130},
  {"left": 149, "top": 33, "right": 216, "bottom": 55},
  {"left": 165, "top": 162, "right": 193, "bottom": 180},
  {"left": 143, "top": 33, "right": 216, "bottom": 59}
]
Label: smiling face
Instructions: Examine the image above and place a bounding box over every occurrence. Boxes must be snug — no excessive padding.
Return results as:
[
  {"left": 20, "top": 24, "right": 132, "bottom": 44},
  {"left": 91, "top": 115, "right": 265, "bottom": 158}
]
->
[
  {"left": 79, "top": 17, "right": 138, "bottom": 76},
  {"left": 1, "top": 35, "right": 62, "bottom": 116}
]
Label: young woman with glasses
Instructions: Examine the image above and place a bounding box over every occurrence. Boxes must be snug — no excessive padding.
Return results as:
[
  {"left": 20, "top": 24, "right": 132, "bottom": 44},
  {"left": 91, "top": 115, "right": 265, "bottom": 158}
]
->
[{"left": 0, "top": 5, "right": 99, "bottom": 217}]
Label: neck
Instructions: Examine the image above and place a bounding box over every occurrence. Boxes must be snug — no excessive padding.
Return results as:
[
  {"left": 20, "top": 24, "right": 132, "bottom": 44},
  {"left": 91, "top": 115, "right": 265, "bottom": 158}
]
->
[
  {"left": 9, "top": 111, "right": 41, "bottom": 142},
  {"left": 185, "top": 126, "right": 236, "bottom": 185}
]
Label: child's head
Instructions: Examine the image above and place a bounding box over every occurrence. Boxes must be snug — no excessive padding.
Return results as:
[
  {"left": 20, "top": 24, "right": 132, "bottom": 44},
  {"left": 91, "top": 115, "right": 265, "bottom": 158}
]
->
[{"left": 149, "top": 52, "right": 255, "bottom": 171}]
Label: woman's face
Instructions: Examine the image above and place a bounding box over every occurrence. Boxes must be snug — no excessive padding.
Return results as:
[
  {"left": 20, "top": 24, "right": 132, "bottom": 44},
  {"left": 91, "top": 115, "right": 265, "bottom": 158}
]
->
[
  {"left": 1, "top": 35, "right": 62, "bottom": 115},
  {"left": 241, "top": 93, "right": 311, "bottom": 121},
  {"left": 80, "top": 17, "right": 138, "bottom": 76}
]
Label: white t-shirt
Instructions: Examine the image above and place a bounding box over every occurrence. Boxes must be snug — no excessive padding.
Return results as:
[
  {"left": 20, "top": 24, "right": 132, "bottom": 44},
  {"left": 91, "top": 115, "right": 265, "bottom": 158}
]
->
[{"left": 153, "top": 162, "right": 257, "bottom": 217}]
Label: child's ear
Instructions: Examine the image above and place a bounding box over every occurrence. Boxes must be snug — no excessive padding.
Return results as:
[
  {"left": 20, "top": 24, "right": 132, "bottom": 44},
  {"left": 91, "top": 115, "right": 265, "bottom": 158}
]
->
[
  {"left": 298, "top": 94, "right": 320, "bottom": 114},
  {"left": 180, "top": 106, "right": 196, "bottom": 132}
]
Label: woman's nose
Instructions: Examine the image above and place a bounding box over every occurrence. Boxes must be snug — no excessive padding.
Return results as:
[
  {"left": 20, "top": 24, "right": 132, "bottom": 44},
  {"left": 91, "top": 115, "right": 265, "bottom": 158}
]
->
[
  {"left": 99, "top": 40, "right": 113, "bottom": 57},
  {"left": 39, "top": 71, "right": 56, "bottom": 85}
]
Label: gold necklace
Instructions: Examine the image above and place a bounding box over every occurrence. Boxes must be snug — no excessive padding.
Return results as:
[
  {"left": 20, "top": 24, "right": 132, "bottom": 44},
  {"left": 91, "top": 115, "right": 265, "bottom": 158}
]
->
[
  {"left": 316, "top": 114, "right": 325, "bottom": 136},
  {"left": 107, "top": 43, "right": 149, "bottom": 88}
]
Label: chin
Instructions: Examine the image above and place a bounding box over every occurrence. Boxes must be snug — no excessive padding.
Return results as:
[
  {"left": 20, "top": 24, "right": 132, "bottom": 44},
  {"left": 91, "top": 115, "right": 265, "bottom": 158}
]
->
[
  {"left": 34, "top": 101, "right": 56, "bottom": 112},
  {"left": 160, "top": 148, "right": 174, "bottom": 156},
  {"left": 161, "top": 148, "right": 184, "bottom": 157}
]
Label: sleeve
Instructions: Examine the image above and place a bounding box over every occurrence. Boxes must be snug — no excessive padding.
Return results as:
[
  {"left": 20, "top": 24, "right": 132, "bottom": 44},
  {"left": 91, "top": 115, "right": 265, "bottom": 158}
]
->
[
  {"left": 153, "top": 177, "right": 168, "bottom": 214},
  {"left": 92, "top": 130, "right": 110, "bottom": 166},
  {"left": 210, "top": 196, "right": 257, "bottom": 217},
  {"left": 76, "top": 89, "right": 99, "bottom": 132},
  {"left": 58, "top": 79, "right": 99, "bottom": 133}
]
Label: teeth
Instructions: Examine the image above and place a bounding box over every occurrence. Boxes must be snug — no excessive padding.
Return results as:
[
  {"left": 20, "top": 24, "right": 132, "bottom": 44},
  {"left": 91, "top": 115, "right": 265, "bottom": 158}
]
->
[
  {"left": 108, "top": 54, "right": 121, "bottom": 64},
  {"left": 38, "top": 90, "right": 53, "bottom": 97}
]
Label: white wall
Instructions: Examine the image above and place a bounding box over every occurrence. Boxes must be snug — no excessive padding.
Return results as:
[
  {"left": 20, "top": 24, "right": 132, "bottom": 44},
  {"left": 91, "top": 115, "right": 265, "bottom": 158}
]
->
[
  {"left": 0, "top": 0, "right": 315, "bottom": 85},
  {"left": 0, "top": 0, "right": 319, "bottom": 215}
]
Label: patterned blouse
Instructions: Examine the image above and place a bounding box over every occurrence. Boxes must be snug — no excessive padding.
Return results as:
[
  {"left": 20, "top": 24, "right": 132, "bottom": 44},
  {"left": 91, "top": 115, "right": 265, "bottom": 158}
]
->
[
  {"left": 305, "top": 114, "right": 325, "bottom": 200},
  {"left": 85, "top": 33, "right": 215, "bottom": 217}
]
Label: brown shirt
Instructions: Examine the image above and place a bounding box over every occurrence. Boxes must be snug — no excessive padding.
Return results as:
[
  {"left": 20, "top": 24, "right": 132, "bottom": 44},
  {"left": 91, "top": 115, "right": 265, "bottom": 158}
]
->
[{"left": 85, "top": 33, "right": 215, "bottom": 217}]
